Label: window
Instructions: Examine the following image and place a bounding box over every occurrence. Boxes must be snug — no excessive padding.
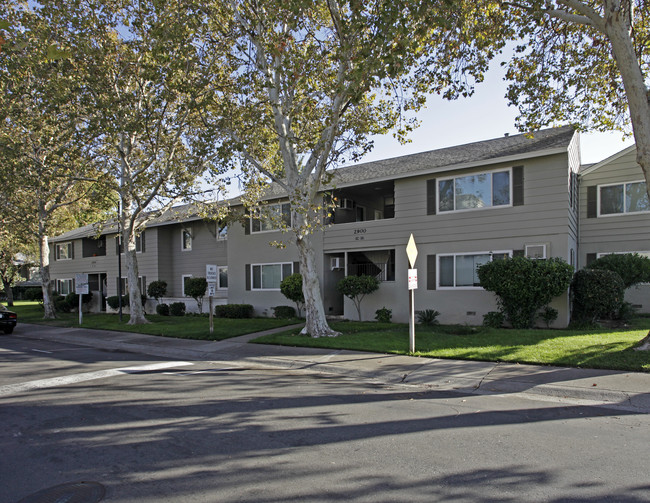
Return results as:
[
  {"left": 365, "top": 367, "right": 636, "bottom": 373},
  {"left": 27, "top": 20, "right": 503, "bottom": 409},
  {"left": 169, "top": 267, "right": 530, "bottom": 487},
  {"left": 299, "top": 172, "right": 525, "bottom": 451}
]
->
[
  {"left": 182, "top": 275, "right": 192, "bottom": 296},
  {"left": 251, "top": 203, "right": 291, "bottom": 233},
  {"left": 56, "top": 279, "right": 73, "bottom": 295},
  {"left": 525, "top": 244, "right": 547, "bottom": 259},
  {"left": 218, "top": 266, "right": 228, "bottom": 290},
  {"left": 116, "top": 232, "right": 144, "bottom": 254},
  {"left": 599, "top": 181, "right": 650, "bottom": 216},
  {"left": 119, "top": 276, "right": 146, "bottom": 294},
  {"left": 181, "top": 229, "right": 192, "bottom": 250},
  {"left": 251, "top": 263, "right": 293, "bottom": 290},
  {"left": 438, "top": 169, "right": 511, "bottom": 212},
  {"left": 438, "top": 251, "right": 511, "bottom": 289},
  {"left": 217, "top": 223, "right": 227, "bottom": 240},
  {"left": 55, "top": 242, "right": 73, "bottom": 260}
]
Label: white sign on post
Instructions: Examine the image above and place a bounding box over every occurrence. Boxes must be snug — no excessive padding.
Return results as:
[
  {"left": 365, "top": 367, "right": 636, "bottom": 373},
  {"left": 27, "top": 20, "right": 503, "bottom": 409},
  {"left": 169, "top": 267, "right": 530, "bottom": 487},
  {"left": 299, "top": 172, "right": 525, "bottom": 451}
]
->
[
  {"left": 75, "top": 273, "right": 89, "bottom": 295},
  {"left": 206, "top": 264, "right": 218, "bottom": 283},
  {"left": 207, "top": 283, "right": 216, "bottom": 297},
  {"left": 408, "top": 269, "right": 418, "bottom": 290}
]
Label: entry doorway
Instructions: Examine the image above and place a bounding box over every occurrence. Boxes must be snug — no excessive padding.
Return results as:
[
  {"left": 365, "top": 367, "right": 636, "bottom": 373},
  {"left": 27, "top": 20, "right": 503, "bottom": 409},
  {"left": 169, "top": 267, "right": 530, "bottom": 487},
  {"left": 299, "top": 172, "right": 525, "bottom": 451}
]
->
[{"left": 88, "top": 273, "right": 107, "bottom": 312}]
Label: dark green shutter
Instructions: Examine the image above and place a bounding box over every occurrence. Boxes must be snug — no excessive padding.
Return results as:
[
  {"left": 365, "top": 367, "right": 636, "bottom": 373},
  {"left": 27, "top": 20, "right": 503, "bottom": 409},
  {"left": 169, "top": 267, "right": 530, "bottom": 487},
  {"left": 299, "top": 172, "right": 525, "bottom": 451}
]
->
[
  {"left": 513, "top": 249, "right": 525, "bottom": 257},
  {"left": 587, "top": 186, "right": 597, "bottom": 218},
  {"left": 293, "top": 261, "right": 300, "bottom": 273},
  {"left": 244, "top": 218, "right": 251, "bottom": 235},
  {"left": 245, "top": 264, "right": 251, "bottom": 291},
  {"left": 426, "top": 179, "right": 437, "bottom": 215},
  {"left": 141, "top": 231, "right": 146, "bottom": 253},
  {"left": 513, "top": 166, "right": 524, "bottom": 206},
  {"left": 586, "top": 253, "right": 597, "bottom": 266},
  {"left": 427, "top": 255, "right": 436, "bottom": 290}
]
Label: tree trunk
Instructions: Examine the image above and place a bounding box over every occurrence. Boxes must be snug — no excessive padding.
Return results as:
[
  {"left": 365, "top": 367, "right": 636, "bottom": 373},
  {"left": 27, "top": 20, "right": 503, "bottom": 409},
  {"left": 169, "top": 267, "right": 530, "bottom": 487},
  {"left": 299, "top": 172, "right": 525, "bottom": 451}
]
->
[
  {"left": 123, "top": 227, "right": 148, "bottom": 325},
  {"left": 38, "top": 232, "right": 55, "bottom": 319},
  {"left": 603, "top": 0, "right": 650, "bottom": 194},
  {"left": 296, "top": 234, "right": 339, "bottom": 337},
  {"left": 3, "top": 278, "right": 14, "bottom": 307},
  {"left": 635, "top": 331, "right": 650, "bottom": 351}
]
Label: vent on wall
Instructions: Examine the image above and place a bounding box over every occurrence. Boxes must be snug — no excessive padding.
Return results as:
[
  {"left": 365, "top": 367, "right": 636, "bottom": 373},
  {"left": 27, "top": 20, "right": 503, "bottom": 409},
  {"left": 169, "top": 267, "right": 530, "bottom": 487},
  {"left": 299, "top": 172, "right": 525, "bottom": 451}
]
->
[{"left": 330, "top": 257, "right": 343, "bottom": 270}]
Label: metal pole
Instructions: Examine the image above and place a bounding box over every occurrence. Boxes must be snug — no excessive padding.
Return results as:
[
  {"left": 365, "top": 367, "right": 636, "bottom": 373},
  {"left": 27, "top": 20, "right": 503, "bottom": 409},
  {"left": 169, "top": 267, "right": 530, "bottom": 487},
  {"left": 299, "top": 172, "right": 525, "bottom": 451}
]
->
[
  {"left": 409, "top": 288, "right": 415, "bottom": 353},
  {"left": 209, "top": 295, "right": 214, "bottom": 334},
  {"left": 79, "top": 293, "right": 83, "bottom": 326}
]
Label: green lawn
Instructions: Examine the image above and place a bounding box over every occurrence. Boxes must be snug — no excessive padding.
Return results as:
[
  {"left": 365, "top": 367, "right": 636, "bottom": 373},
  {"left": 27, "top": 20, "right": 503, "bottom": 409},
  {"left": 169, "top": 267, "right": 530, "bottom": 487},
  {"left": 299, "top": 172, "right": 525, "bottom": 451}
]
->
[
  {"left": 251, "top": 319, "right": 650, "bottom": 373},
  {"left": 9, "top": 301, "right": 301, "bottom": 341}
]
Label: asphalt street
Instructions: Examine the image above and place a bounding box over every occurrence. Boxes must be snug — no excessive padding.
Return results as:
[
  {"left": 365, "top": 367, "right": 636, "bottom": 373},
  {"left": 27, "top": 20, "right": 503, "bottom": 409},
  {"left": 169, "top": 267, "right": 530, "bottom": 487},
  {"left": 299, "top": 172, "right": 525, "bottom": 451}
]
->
[{"left": 2, "top": 334, "right": 650, "bottom": 503}]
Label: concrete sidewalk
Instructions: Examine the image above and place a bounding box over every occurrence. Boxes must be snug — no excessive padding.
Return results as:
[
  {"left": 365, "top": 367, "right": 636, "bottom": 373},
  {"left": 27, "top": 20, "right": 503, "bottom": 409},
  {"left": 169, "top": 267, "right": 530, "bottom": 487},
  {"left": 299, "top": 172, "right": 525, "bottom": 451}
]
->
[{"left": 14, "top": 322, "right": 650, "bottom": 413}]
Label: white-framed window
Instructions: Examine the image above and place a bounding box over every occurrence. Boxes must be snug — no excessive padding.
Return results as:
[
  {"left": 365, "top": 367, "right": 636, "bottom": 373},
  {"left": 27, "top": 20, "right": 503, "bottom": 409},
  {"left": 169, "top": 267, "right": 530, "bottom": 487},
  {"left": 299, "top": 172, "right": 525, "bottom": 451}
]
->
[
  {"left": 598, "top": 180, "right": 650, "bottom": 216},
  {"left": 438, "top": 251, "right": 511, "bottom": 289},
  {"left": 251, "top": 203, "right": 291, "bottom": 233},
  {"left": 181, "top": 229, "right": 192, "bottom": 251},
  {"left": 217, "top": 223, "right": 227, "bottom": 240},
  {"left": 525, "top": 244, "right": 547, "bottom": 259},
  {"left": 438, "top": 169, "right": 511, "bottom": 213},
  {"left": 120, "top": 276, "right": 145, "bottom": 294},
  {"left": 56, "top": 278, "right": 73, "bottom": 295},
  {"left": 251, "top": 262, "right": 293, "bottom": 290},
  {"left": 181, "top": 274, "right": 192, "bottom": 296},
  {"left": 217, "top": 266, "right": 228, "bottom": 290},
  {"left": 116, "top": 233, "right": 143, "bottom": 254},
  {"left": 55, "top": 242, "right": 73, "bottom": 260}
]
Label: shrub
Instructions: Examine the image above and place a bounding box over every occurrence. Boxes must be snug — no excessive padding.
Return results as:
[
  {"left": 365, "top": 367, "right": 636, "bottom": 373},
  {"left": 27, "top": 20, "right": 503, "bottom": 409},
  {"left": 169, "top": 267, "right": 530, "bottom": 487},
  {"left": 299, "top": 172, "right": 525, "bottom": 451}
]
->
[
  {"left": 184, "top": 277, "right": 208, "bottom": 314},
  {"left": 337, "top": 275, "right": 380, "bottom": 321},
  {"left": 280, "top": 273, "right": 304, "bottom": 317},
  {"left": 65, "top": 291, "right": 93, "bottom": 306},
  {"left": 169, "top": 302, "right": 186, "bottom": 316},
  {"left": 55, "top": 296, "right": 72, "bottom": 313},
  {"left": 417, "top": 309, "right": 440, "bottom": 326},
  {"left": 483, "top": 311, "right": 505, "bottom": 328},
  {"left": 587, "top": 253, "right": 650, "bottom": 289},
  {"left": 215, "top": 304, "right": 254, "bottom": 319},
  {"left": 156, "top": 303, "right": 170, "bottom": 316},
  {"left": 478, "top": 257, "right": 574, "bottom": 329},
  {"left": 273, "top": 305, "right": 296, "bottom": 319},
  {"left": 571, "top": 269, "right": 625, "bottom": 322},
  {"left": 538, "top": 306, "right": 558, "bottom": 328},
  {"left": 147, "top": 280, "right": 167, "bottom": 303},
  {"left": 106, "top": 295, "right": 124, "bottom": 310},
  {"left": 375, "top": 307, "right": 392, "bottom": 323},
  {"left": 616, "top": 301, "right": 637, "bottom": 323}
]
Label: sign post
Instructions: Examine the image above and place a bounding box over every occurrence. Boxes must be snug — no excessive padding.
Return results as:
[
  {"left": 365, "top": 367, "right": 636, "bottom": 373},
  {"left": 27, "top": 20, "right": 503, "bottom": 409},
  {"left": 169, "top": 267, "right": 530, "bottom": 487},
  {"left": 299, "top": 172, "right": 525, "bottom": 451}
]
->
[
  {"left": 75, "top": 273, "right": 89, "bottom": 326},
  {"left": 405, "top": 234, "right": 418, "bottom": 353},
  {"left": 206, "top": 265, "right": 217, "bottom": 335}
]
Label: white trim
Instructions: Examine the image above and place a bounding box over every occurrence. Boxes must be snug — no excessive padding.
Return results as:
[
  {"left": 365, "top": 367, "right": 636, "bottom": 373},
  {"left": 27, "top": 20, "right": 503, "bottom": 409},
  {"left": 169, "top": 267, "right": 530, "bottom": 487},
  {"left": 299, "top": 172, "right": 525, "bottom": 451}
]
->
[
  {"left": 580, "top": 145, "right": 637, "bottom": 176},
  {"left": 437, "top": 250, "right": 512, "bottom": 290},
  {"left": 525, "top": 244, "right": 547, "bottom": 259},
  {"left": 55, "top": 242, "right": 73, "bottom": 261},
  {"left": 250, "top": 203, "right": 292, "bottom": 234},
  {"left": 181, "top": 274, "right": 193, "bottom": 296},
  {"left": 56, "top": 278, "right": 73, "bottom": 295},
  {"left": 437, "top": 167, "right": 513, "bottom": 214},
  {"left": 597, "top": 180, "right": 650, "bottom": 217},
  {"left": 250, "top": 262, "right": 294, "bottom": 291},
  {"left": 181, "top": 228, "right": 192, "bottom": 251},
  {"left": 217, "top": 266, "right": 228, "bottom": 290}
]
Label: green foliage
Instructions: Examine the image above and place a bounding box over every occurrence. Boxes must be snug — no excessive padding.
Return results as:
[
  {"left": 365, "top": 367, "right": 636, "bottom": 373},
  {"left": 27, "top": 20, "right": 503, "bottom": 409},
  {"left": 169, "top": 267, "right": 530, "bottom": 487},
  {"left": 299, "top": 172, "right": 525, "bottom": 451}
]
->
[
  {"left": 436, "top": 324, "right": 482, "bottom": 336},
  {"left": 147, "top": 280, "right": 167, "bottom": 303},
  {"left": 156, "top": 303, "right": 170, "bottom": 316},
  {"left": 478, "top": 257, "right": 573, "bottom": 329},
  {"left": 106, "top": 295, "right": 123, "bottom": 310},
  {"left": 184, "top": 277, "right": 208, "bottom": 314},
  {"left": 215, "top": 304, "right": 254, "bottom": 319},
  {"left": 616, "top": 302, "right": 637, "bottom": 323},
  {"left": 483, "top": 311, "right": 505, "bottom": 329},
  {"left": 417, "top": 309, "right": 441, "bottom": 326},
  {"left": 272, "top": 305, "right": 296, "bottom": 319},
  {"left": 280, "top": 273, "right": 304, "bottom": 317},
  {"left": 375, "top": 307, "right": 392, "bottom": 323},
  {"left": 169, "top": 302, "right": 186, "bottom": 317},
  {"left": 24, "top": 287, "right": 43, "bottom": 301},
  {"left": 587, "top": 253, "right": 650, "bottom": 289},
  {"left": 571, "top": 269, "right": 625, "bottom": 323},
  {"left": 538, "top": 306, "right": 558, "bottom": 328},
  {"left": 337, "top": 275, "right": 380, "bottom": 321}
]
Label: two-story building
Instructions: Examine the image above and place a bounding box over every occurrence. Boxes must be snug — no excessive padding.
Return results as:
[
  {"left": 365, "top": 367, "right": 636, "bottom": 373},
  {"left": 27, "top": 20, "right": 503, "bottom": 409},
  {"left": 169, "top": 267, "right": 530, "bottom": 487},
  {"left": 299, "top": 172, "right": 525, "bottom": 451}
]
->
[{"left": 49, "top": 126, "right": 649, "bottom": 326}]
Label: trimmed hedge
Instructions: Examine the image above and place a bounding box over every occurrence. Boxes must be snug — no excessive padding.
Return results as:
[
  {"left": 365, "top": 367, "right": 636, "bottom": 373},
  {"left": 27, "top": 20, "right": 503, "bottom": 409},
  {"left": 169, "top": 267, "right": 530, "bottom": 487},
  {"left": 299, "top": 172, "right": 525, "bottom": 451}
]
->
[
  {"left": 571, "top": 269, "right": 625, "bottom": 322},
  {"left": 169, "top": 302, "right": 186, "bottom": 316},
  {"left": 156, "top": 303, "right": 170, "bottom": 316},
  {"left": 215, "top": 304, "right": 254, "bottom": 319},
  {"left": 106, "top": 294, "right": 146, "bottom": 310},
  {"left": 587, "top": 253, "right": 650, "bottom": 289},
  {"left": 272, "top": 305, "right": 296, "bottom": 319}
]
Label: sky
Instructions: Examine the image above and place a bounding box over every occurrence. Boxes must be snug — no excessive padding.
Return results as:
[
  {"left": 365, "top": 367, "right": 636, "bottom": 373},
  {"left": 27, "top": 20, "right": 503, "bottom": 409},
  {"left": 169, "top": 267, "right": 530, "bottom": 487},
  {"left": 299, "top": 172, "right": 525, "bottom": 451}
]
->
[{"left": 352, "top": 61, "right": 633, "bottom": 168}]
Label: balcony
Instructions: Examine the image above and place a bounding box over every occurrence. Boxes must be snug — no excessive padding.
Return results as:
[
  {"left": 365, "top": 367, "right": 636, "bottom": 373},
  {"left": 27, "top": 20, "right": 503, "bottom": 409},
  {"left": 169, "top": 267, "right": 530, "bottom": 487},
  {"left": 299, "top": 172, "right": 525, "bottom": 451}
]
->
[{"left": 327, "top": 180, "right": 394, "bottom": 225}]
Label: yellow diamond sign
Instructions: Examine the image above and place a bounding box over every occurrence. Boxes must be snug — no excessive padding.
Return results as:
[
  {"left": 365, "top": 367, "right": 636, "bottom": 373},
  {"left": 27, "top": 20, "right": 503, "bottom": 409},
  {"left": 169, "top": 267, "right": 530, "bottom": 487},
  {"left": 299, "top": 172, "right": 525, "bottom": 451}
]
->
[{"left": 406, "top": 234, "right": 418, "bottom": 268}]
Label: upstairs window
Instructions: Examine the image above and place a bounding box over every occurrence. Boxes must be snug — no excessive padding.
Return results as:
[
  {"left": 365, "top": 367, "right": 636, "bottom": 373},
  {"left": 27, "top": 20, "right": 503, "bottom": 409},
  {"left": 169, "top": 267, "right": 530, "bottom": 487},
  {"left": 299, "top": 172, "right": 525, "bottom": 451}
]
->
[
  {"left": 251, "top": 203, "right": 291, "bottom": 233},
  {"left": 55, "top": 242, "right": 73, "bottom": 260},
  {"left": 599, "top": 181, "right": 650, "bottom": 216},
  {"left": 438, "top": 170, "right": 511, "bottom": 213},
  {"left": 182, "top": 229, "right": 192, "bottom": 251}
]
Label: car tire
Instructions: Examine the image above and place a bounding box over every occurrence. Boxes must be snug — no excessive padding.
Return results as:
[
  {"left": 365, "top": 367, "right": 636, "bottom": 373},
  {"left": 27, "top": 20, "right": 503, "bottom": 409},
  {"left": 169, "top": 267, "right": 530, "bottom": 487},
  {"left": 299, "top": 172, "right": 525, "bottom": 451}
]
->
[{"left": 3, "top": 327, "right": 13, "bottom": 334}]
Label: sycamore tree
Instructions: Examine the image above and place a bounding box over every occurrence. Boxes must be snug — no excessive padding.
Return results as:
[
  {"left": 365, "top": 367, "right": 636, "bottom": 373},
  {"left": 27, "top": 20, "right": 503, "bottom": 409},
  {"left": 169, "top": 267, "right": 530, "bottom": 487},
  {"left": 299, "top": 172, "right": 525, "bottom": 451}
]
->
[
  {"left": 0, "top": 2, "right": 109, "bottom": 319},
  {"left": 205, "top": 0, "right": 505, "bottom": 337},
  {"left": 57, "top": 0, "right": 231, "bottom": 324},
  {"left": 502, "top": 0, "right": 650, "bottom": 192}
]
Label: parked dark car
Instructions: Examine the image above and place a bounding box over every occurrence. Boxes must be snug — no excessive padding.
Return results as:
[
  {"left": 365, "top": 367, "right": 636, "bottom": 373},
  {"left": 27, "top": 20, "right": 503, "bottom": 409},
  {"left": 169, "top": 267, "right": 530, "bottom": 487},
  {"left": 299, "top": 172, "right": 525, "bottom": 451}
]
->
[{"left": 0, "top": 304, "right": 17, "bottom": 334}]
